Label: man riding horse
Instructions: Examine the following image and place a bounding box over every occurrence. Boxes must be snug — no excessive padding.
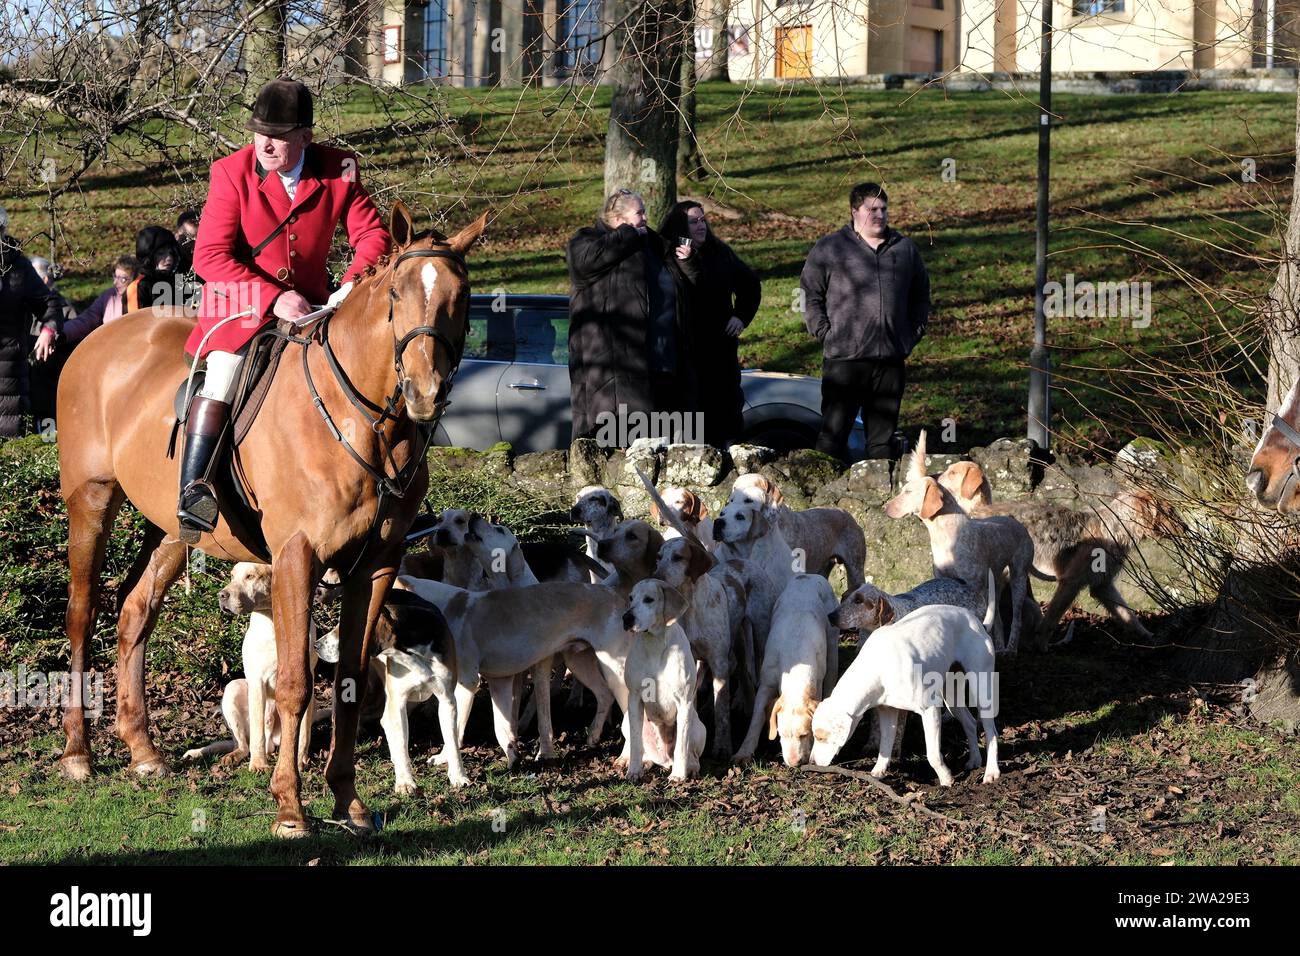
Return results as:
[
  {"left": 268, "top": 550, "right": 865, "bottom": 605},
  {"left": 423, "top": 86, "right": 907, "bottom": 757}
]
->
[{"left": 177, "top": 78, "right": 390, "bottom": 542}]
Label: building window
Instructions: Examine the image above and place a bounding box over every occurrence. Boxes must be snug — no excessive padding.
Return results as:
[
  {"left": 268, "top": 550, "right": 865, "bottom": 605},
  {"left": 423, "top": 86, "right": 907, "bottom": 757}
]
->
[
  {"left": 383, "top": 25, "right": 402, "bottom": 65},
  {"left": 423, "top": 0, "right": 447, "bottom": 78},
  {"left": 560, "top": 0, "right": 603, "bottom": 78},
  {"left": 1072, "top": 0, "right": 1123, "bottom": 15}
]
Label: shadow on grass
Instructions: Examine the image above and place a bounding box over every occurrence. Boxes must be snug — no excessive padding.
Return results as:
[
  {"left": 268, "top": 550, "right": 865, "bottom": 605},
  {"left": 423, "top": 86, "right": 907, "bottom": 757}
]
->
[{"left": 44, "top": 800, "right": 621, "bottom": 866}]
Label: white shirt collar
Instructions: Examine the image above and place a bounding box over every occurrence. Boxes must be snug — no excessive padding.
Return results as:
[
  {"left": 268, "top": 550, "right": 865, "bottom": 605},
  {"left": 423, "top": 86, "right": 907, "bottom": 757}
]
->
[{"left": 278, "top": 151, "right": 306, "bottom": 200}]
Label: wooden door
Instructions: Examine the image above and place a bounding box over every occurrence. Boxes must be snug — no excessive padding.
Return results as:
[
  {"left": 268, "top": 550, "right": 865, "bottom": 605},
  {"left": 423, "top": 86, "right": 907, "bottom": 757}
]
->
[{"left": 776, "top": 25, "right": 812, "bottom": 78}]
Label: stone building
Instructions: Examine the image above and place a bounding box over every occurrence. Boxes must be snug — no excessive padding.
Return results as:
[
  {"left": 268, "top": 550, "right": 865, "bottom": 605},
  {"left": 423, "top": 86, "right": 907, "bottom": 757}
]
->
[{"left": 364, "top": 0, "right": 1300, "bottom": 84}]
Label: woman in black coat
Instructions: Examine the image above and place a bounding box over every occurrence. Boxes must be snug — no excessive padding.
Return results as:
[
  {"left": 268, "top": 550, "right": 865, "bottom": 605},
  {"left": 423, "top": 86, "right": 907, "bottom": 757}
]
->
[
  {"left": 659, "top": 201, "right": 761, "bottom": 448},
  {"left": 566, "top": 189, "right": 701, "bottom": 444},
  {"left": 0, "top": 211, "right": 62, "bottom": 438}
]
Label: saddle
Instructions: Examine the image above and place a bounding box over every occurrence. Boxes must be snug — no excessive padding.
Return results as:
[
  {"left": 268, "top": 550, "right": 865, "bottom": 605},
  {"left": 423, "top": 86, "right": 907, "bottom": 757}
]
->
[{"left": 168, "top": 326, "right": 295, "bottom": 562}]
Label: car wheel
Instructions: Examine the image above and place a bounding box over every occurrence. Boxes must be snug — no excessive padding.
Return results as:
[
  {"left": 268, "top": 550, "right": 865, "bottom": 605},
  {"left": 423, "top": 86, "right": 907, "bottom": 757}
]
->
[{"left": 739, "top": 421, "right": 818, "bottom": 454}]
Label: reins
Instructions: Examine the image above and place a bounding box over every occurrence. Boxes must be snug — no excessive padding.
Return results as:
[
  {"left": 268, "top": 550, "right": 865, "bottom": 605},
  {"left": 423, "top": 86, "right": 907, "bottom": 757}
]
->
[
  {"left": 1269, "top": 412, "right": 1300, "bottom": 513},
  {"left": 253, "top": 242, "right": 468, "bottom": 580}
]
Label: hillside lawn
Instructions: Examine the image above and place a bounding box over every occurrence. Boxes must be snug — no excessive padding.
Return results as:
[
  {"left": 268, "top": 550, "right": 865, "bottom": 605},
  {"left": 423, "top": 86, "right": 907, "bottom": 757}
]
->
[{"left": 1, "top": 83, "right": 1291, "bottom": 454}]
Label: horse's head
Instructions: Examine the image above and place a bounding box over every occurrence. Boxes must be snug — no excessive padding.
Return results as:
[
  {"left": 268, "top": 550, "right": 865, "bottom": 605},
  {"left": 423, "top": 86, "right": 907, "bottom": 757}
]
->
[
  {"left": 1247, "top": 376, "right": 1300, "bottom": 511},
  {"left": 380, "top": 201, "right": 488, "bottom": 423}
]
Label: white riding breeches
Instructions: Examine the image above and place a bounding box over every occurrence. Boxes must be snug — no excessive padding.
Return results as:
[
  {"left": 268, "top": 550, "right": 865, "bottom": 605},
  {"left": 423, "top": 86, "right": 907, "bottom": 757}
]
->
[{"left": 199, "top": 350, "right": 244, "bottom": 404}]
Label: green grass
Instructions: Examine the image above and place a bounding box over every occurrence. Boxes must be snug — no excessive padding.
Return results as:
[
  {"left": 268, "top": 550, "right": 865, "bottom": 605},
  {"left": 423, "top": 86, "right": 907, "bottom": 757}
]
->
[
  {"left": 3, "top": 84, "right": 1299, "bottom": 865},
  {"left": 5, "top": 674, "right": 1298, "bottom": 865},
  {"left": 2, "top": 83, "right": 1291, "bottom": 453}
]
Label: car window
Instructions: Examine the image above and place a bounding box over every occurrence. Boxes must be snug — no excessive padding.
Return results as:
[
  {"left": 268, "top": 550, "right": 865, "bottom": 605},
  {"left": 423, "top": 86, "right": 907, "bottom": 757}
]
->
[
  {"left": 514, "top": 309, "right": 568, "bottom": 365},
  {"left": 465, "top": 306, "right": 515, "bottom": 361}
]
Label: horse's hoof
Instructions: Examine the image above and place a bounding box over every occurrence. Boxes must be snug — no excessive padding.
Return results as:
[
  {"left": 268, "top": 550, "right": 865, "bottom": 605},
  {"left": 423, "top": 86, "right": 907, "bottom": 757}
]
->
[
  {"left": 59, "top": 756, "right": 92, "bottom": 782},
  {"left": 333, "top": 813, "right": 380, "bottom": 836},
  {"left": 129, "top": 757, "right": 170, "bottom": 778},
  {"left": 271, "top": 819, "right": 313, "bottom": 840}
]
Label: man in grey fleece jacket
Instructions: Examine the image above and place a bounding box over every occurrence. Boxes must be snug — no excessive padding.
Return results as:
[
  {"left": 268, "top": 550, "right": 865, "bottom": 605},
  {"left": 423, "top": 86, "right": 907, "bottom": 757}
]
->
[{"left": 801, "top": 182, "right": 929, "bottom": 461}]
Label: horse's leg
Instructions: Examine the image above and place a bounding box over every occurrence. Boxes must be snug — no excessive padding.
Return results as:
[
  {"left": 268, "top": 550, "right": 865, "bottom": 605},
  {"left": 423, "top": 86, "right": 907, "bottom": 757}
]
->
[
  {"left": 114, "top": 524, "right": 187, "bottom": 774},
  {"left": 326, "top": 555, "right": 398, "bottom": 832},
  {"left": 268, "top": 533, "right": 318, "bottom": 838},
  {"left": 60, "top": 478, "right": 125, "bottom": 781}
]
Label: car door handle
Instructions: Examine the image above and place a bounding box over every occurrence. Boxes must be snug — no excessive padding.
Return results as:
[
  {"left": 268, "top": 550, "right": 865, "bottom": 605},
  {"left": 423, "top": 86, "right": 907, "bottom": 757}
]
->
[{"left": 508, "top": 380, "right": 546, "bottom": 390}]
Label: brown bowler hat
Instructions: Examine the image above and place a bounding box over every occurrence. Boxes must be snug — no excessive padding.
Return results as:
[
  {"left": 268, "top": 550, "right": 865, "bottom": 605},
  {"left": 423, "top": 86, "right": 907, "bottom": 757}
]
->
[{"left": 245, "top": 79, "right": 314, "bottom": 136}]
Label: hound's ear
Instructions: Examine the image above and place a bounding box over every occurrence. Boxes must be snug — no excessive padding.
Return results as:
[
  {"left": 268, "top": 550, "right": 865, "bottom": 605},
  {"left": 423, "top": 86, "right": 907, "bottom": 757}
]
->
[
  {"left": 373, "top": 605, "right": 399, "bottom": 650},
  {"left": 875, "top": 596, "right": 895, "bottom": 626},
  {"left": 689, "top": 493, "right": 709, "bottom": 521},
  {"left": 919, "top": 479, "right": 945, "bottom": 521},
  {"left": 449, "top": 210, "right": 490, "bottom": 257},
  {"left": 506, "top": 543, "right": 527, "bottom": 579},
  {"left": 768, "top": 696, "right": 784, "bottom": 740},
  {"left": 764, "top": 479, "right": 786, "bottom": 508},
  {"left": 389, "top": 200, "right": 416, "bottom": 249},
  {"left": 648, "top": 498, "right": 663, "bottom": 524},
  {"left": 685, "top": 540, "right": 716, "bottom": 580},
  {"left": 467, "top": 512, "right": 489, "bottom": 541},
  {"left": 956, "top": 461, "right": 986, "bottom": 502},
  {"left": 645, "top": 526, "right": 665, "bottom": 566},
  {"left": 610, "top": 496, "right": 623, "bottom": 520},
  {"left": 660, "top": 584, "right": 687, "bottom": 628}
]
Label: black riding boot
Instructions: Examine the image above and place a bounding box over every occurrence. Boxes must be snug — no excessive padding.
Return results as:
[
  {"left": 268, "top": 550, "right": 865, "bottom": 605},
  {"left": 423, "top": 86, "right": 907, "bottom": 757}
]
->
[{"left": 177, "top": 395, "right": 230, "bottom": 544}]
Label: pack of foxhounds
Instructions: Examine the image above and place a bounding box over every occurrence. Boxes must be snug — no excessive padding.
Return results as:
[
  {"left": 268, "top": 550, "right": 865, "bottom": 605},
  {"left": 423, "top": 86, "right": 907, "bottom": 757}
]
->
[{"left": 184, "top": 431, "right": 1180, "bottom": 792}]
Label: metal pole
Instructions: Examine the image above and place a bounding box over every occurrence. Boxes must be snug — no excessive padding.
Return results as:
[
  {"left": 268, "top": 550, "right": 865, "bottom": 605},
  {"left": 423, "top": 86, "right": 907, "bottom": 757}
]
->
[{"left": 1027, "top": 0, "right": 1053, "bottom": 460}]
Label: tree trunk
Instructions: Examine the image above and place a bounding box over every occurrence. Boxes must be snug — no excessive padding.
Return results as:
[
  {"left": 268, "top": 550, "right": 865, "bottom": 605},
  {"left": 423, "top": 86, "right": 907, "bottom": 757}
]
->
[
  {"left": 1266, "top": 90, "right": 1300, "bottom": 410},
  {"left": 245, "top": 0, "right": 288, "bottom": 91},
  {"left": 698, "top": 0, "right": 730, "bottom": 82},
  {"left": 605, "top": 0, "right": 687, "bottom": 228},
  {"left": 341, "top": 0, "right": 373, "bottom": 79},
  {"left": 678, "top": 0, "right": 702, "bottom": 182},
  {"left": 368, "top": 15, "right": 387, "bottom": 81}
]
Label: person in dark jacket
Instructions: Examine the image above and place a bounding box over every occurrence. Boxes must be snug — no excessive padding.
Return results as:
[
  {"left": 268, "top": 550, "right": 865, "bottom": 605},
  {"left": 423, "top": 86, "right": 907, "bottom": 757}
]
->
[
  {"left": 123, "top": 226, "right": 183, "bottom": 314},
  {"left": 26, "top": 257, "right": 74, "bottom": 429},
  {"left": 801, "top": 182, "right": 929, "bottom": 462},
  {"left": 566, "top": 188, "right": 701, "bottom": 445},
  {"left": 659, "top": 201, "right": 760, "bottom": 448},
  {"left": 62, "top": 256, "right": 138, "bottom": 345},
  {"left": 0, "top": 205, "right": 62, "bottom": 438}
]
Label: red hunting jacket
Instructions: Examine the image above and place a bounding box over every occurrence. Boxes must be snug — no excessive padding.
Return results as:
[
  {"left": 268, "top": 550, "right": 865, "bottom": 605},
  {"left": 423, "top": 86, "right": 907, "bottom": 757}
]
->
[{"left": 186, "top": 142, "right": 390, "bottom": 358}]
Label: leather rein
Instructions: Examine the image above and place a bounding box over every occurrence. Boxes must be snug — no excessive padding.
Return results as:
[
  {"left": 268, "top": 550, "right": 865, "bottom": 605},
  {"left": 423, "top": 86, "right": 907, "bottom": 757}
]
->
[
  {"left": 1269, "top": 411, "right": 1300, "bottom": 511},
  {"left": 267, "top": 244, "right": 467, "bottom": 578}
]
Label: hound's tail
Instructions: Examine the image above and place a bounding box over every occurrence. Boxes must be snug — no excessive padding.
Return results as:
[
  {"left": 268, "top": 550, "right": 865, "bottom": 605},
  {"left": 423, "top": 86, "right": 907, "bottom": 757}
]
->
[{"left": 982, "top": 568, "right": 997, "bottom": 634}]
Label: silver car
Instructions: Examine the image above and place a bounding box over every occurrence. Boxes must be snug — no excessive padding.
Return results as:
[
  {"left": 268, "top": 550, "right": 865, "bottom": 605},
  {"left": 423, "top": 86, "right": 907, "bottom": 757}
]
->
[{"left": 430, "top": 294, "right": 865, "bottom": 457}]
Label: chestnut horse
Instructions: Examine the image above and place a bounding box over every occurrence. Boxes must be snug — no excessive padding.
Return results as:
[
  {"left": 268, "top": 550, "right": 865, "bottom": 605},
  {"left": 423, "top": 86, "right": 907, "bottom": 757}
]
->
[
  {"left": 1247, "top": 375, "right": 1300, "bottom": 511},
  {"left": 57, "top": 202, "right": 486, "bottom": 837}
]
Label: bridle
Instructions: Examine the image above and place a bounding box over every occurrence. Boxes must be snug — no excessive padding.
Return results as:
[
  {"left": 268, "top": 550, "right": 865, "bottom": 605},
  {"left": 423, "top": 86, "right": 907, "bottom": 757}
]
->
[
  {"left": 1269, "top": 412, "right": 1300, "bottom": 511},
  {"left": 386, "top": 246, "right": 468, "bottom": 419},
  {"left": 286, "top": 242, "right": 468, "bottom": 579}
]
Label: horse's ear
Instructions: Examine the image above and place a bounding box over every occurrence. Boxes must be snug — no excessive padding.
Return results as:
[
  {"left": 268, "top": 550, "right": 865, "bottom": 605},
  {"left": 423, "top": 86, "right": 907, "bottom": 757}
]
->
[
  {"left": 390, "top": 200, "right": 416, "bottom": 249},
  {"left": 449, "top": 211, "right": 489, "bottom": 257}
]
